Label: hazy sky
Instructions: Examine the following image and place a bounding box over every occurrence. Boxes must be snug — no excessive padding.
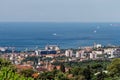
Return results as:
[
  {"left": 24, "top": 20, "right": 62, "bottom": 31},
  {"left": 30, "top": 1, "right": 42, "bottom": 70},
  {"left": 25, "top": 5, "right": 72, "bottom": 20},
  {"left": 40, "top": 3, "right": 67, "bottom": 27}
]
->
[{"left": 0, "top": 0, "right": 120, "bottom": 22}]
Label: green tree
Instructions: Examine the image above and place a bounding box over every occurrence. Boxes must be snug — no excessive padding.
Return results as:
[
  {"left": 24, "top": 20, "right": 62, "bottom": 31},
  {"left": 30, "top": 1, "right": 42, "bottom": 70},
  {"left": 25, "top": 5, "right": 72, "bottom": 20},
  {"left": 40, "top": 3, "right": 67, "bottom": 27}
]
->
[
  {"left": 20, "top": 69, "right": 35, "bottom": 77},
  {"left": 60, "top": 63, "right": 65, "bottom": 73},
  {"left": 107, "top": 58, "right": 120, "bottom": 78},
  {"left": 96, "top": 71, "right": 106, "bottom": 80},
  {"left": 55, "top": 72, "right": 68, "bottom": 80},
  {"left": 0, "top": 58, "right": 34, "bottom": 80},
  {"left": 83, "top": 65, "right": 92, "bottom": 80},
  {"left": 71, "top": 67, "right": 83, "bottom": 76}
]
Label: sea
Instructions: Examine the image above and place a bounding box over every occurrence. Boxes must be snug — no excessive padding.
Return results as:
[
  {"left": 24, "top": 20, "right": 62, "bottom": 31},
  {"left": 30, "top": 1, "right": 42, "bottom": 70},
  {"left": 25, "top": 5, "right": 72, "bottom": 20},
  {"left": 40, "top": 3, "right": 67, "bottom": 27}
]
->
[{"left": 0, "top": 22, "right": 120, "bottom": 50}]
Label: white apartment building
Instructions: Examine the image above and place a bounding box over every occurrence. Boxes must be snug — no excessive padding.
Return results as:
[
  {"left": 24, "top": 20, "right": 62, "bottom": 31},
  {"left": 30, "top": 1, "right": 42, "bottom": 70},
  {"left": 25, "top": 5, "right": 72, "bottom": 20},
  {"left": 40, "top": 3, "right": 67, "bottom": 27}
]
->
[
  {"left": 65, "top": 49, "right": 73, "bottom": 57},
  {"left": 76, "top": 50, "right": 85, "bottom": 59}
]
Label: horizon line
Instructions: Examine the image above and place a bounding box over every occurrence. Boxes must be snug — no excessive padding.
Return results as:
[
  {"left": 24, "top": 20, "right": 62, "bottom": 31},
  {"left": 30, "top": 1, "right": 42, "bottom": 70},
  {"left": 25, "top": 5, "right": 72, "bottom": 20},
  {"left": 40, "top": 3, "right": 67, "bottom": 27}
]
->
[{"left": 0, "top": 21, "right": 120, "bottom": 23}]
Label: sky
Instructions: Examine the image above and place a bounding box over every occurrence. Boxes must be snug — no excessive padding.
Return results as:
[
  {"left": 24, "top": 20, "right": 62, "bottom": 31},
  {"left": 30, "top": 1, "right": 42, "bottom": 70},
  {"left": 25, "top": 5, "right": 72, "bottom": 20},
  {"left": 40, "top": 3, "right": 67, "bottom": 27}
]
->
[{"left": 0, "top": 0, "right": 120, "bottom": 22}]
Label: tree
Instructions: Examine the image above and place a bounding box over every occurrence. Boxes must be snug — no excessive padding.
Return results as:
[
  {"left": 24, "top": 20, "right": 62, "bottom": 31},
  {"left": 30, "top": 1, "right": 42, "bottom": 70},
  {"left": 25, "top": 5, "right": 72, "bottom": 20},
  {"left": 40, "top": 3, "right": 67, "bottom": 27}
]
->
[
  {"left": 0, "top": 58, "right": 34, "bottom": 80},
  {"left": 96, "top": 71, "right": 106, "bottom": 80},
  {"left": 91, "top": 63, "right": 103, "bottom": 73},
  {"left": 107, "top": 58, "right": 120, "bottom": 77},
  {"left": 20, "top": 69, "right": 34, "bottom": 77},
  {"left": 0, "top": 58, "right": 11, "bottom": 69},
  {"left": 55, "top": 72, "right": 68, "bottom": 80},
  {"left": 60, "top": 63, "right": 65, "bottom": 73},
  {"left": 83, "top": 65, "right": 92, "bottom": 80},
  {"left": 71, "top": 67, "right": 83, "bottom": 76}
]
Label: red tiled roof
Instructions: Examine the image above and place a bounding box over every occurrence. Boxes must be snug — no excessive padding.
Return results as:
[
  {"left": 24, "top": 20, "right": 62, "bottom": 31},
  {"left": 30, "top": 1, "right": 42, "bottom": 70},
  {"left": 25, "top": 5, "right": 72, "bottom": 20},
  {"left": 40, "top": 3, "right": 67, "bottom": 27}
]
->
[
  {"left": 15, "top": 65, "right": 33, "bottom": 70},
  {"left": 36, "top": 67, "right": 47, "bottom": 72}
]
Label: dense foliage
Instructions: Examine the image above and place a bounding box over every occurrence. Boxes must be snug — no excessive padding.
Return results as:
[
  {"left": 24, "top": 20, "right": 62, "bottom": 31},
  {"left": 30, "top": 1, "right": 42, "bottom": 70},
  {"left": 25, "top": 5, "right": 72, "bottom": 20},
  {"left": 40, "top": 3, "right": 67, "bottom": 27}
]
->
[
  {"left": 0, "top": 58, "right": 34, "bottom": 80},
  {"left": 0, "top": 57, "right": 120, "bottom": 80},
  {"left": 38, "top": 59, "right": 120, "bottom": 80}
]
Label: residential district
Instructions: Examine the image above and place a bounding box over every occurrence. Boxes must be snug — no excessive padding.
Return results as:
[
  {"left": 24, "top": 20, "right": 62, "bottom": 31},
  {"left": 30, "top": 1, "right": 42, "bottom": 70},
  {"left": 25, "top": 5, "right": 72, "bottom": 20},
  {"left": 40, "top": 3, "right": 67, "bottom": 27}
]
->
[{"left": 0, "top": 43, "right": 120, "bottom": 79}]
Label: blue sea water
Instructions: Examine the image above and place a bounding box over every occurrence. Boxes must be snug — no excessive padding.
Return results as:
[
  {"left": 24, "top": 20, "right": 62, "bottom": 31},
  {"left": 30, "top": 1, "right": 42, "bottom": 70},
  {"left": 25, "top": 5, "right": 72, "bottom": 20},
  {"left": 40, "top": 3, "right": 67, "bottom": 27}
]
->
[{"left": 0, "top": 22, "right": 120, "bottom": 50}]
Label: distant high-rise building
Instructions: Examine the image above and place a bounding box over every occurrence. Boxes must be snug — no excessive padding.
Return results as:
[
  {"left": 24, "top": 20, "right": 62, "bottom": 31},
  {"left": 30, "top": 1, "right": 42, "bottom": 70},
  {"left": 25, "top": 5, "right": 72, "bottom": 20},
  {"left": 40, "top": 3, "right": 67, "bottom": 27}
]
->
[
  {"left": 76, "top": 50, "right": 85, "bottom": 58},
  {"left": 65, "top": 49, "right": 73, "bottom": 57},
  {"left": 90, "top": 53, "right": 97, "bottom": 59}
]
